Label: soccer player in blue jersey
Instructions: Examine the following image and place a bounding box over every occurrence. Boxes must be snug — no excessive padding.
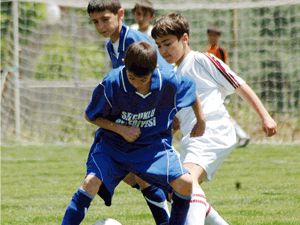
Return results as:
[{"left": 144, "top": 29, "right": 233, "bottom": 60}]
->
[
  {"left": 88, "top": 0, "right": 154, "bottom": 68},
  {"left": 61, "top": 41, "right": 206, "bottom": 225},
  {"left": 87, "top": 1, "right": 175, "bottom": 223}
]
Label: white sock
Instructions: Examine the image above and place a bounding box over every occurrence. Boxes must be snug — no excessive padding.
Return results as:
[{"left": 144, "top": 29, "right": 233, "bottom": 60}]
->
[
  {"left": 205, "top": 205, "right": 229, "bottom": 225},
  {"left": 185, "top": 187, "right": 207, "bottom": 225}
]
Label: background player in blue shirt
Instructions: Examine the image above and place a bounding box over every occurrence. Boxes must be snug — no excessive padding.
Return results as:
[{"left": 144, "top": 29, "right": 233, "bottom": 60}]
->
[
  {"left": 87, "top": 1, "right": 176, "bottom": 223},
  {"left": 88, "top": 0, "right": 154, "bottom": 68},
  {"left": 61, "top": 41, "right": 206, "bottom": 225}
]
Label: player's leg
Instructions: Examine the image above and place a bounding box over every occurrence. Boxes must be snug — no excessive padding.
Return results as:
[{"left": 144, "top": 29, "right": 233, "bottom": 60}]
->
[
  {"left": 183, "top": 163, "right": 229, "bottom": 225},
  {"left": 169, "top": 172, "right": 193, "bottom": 225},
  {"left": 128, "top": 143, "right": 191, "bottom": 225},
  {"left": 61, "top": 174, "right": 101, "bottom": 225},
  {"left": 114, "top": 172, "right": 169, "bottom": 225},
  {"left": 205, "top": 206, "right": 229, "bottom": 225},
  {"left": 62, "top": 142, "right": 125, "bottom": 225},
  {"left": 183, "top": 163, "right": 207, "bottom": 225},
  {"left": 62, "top": 140, "right": 103, "bottom": 225},
  {"left": 180, "top": 128, "right": 236, "bottom": 225},
  {"left": 135, "top": 175, "right": 170, "bottom": 225},
  {"left": 121, "top": 173, "right": 170, "bottom": 224},
  {"left": 123, "top": 172, "right": 140, "bottom": 189},
  {"left": 97, "top": 162, "right": 170, "bottom": 225},
  {"left": 166, "top": 147, "right": 193, "bottom": 225},
  {"left": 120, "top": 173, "right": 171, "bottom": 224}
]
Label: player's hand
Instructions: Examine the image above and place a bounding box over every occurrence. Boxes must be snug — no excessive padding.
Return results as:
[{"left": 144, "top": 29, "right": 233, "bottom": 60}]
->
[
  {"left": 190, "top": 120, "right": 205, "bottom": 137},
  {"left": 119, "top": 126, "right": 141, "bottom": 142},
  {"left": 262, "top": 116, "right": 277, "bottom": 137}
]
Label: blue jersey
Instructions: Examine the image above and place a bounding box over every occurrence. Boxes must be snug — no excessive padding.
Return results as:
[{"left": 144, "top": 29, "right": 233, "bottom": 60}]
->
[
  {"left": 106, "top": 24, "right": 167, "bottom": 69},
  {"left": 85, "top": 65, "right": 196, "bottom": 152}
]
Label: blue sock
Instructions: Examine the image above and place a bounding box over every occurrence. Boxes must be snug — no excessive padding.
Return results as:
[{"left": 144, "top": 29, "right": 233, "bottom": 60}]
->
[
  {"left": 169, "top": 192, "right": 191, "bottom": 225},
  {"left": 142, "top": 185, "right": 170, "bottom": 225},
  {"left": 61, "top": 189, "right": 93, "bottom": 225}
]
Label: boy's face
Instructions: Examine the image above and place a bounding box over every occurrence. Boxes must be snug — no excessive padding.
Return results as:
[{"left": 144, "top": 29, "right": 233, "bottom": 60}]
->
[
  {"left": 207, "top": 31, "right": 221, "bottom": 46},
  {"left": 155, "top": 34, "right": 187, "bottom": 64},
  {"left": 127, "top": 71, "right": 152, "bottom": 93},
  {"left": 89, "top": 9, "right": 124, "bottom": 39},
  {"left": 133, "top": 8, "right": 153, "bottom": 30}
]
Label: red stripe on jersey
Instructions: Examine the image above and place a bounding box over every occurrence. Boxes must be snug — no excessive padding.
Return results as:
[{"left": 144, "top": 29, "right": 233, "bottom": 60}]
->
[{"left": 204, "top": 53, "right": 240, "bottom": 89}]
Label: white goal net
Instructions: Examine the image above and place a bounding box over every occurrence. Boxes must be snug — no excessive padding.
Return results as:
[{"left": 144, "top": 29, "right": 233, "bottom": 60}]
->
[{"left": 1, "top": 0, "right": 300, "bottom": 144}]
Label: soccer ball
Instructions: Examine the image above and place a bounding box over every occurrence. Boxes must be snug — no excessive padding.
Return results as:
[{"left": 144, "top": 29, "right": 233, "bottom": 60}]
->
[
  {"left": 45, "top": 3, "right": 61, "bottom": 25},
  {"left": 93, "top": 218, "right": 122, "bottom": 225}
]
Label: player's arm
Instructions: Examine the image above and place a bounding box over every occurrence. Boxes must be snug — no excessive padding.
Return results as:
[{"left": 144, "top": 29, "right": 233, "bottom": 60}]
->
[
  {"left": 202, "top": 53, "right": 276, "bottom": 137},
  {"left": 172, "top": 116, "right": 180, "bottom": 135},
  {"left": 85, "top": 79, "right": 141, "bottom": 143},
  {"left": 190, "top": 95, "right": 206, "bottom": 137},
  {"left": 85, "top": 115, "right": 141, "bottom": 143},
  {"left": 235, "top": 84, "right": 277, "bottom": 137}
]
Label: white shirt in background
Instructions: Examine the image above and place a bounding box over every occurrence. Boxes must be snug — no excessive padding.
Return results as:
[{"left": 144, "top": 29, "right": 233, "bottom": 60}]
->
[{"left": 131, "top": 24, "right": 153, "bottom": 37}]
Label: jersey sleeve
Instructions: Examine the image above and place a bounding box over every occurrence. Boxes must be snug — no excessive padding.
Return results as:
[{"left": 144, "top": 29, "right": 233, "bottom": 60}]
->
[
  {"left": 85, "top": 80, "right": 113, "bottom": 121},
  {"left": 175, "top": 73, "right": 196, "bottom": 111},
  {"left": 125, "top": 36, "right": 135, "bottom": 49},
  {"left": 127, "top": 29, "right": 155, "bottom": 45},
  {"left": 199, "top": 53, "right": 246, "bottom": 95}
]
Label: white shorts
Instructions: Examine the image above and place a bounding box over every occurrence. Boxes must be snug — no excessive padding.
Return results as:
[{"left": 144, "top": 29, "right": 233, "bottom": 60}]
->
[{"left": 180, "top": 116, "right": 237, "bottom": 181}]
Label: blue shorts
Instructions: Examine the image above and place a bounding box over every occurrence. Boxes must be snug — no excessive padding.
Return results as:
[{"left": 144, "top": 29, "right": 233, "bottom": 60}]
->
[{"left": 86, "top": 138, "right": 188, "bottom": 204}]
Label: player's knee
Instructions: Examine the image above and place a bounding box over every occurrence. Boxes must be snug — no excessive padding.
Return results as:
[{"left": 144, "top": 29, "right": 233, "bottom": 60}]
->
[
  {"left": 134, "top": 175, "right": 150, "bottom": 190},
  {"left": 184, "top": 162, "right": 207, "bottom": 184},
  {"left": 123, "top": 173, "right": 137, "bottom": 186},
  {"left": 81, "top": 174, "right": 102, "bottom": 196},
  {"left": 171, "top": 173, "right": 193, "bottom": 196}
]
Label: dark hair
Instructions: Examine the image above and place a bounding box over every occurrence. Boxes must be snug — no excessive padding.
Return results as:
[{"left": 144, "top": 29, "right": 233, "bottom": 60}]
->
[
  {"left": 87, "top": 0, "right": 121, "bottom": 14},
  {"left": 124, "top": 42, "right": 157, "bottom": 77},
  {"left": 207, "top": 25, "right": 221, "bottom": 35},
  {"left": 151, "top": 13, "right": 189, "bottom": 40},
  {"left": 132, "top": 0, "right": 155, "bottom": 17}
]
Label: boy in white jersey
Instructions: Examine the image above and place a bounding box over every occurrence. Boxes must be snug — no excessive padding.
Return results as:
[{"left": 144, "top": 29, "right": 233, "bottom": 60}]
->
[{"left": 152, "top": 13, "right": 277, "bottom": 225}]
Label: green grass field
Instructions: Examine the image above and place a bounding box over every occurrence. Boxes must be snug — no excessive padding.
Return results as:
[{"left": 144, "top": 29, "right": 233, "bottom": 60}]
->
[{"left": 1, "top": 144, "right": 300, "bottom": 225}]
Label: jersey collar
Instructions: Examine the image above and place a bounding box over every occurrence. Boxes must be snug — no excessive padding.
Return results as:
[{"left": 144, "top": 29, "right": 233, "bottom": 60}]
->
[
  {"left": 118, "top": 24, "right": 129, "bottom": 53},
  {"left": 107, "top": 24, "right": 129, "bottom": 54},
  {"left": 121, "top": 66, "right": 162, "bottom": 96}
]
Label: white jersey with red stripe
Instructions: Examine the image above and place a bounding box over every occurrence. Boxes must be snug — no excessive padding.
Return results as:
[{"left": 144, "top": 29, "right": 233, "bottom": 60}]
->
[
  {"left": 176, "top": 51, "right": 246, "bottom": 180},
  {"left": 176, "top": 51, "right": 245, "bottom": 136}
]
